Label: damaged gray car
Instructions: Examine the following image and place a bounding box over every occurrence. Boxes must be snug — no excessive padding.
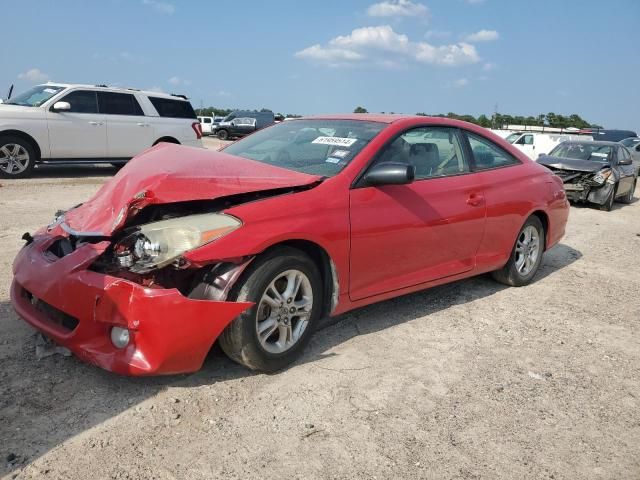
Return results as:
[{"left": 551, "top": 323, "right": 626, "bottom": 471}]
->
[{"left": 537, "top": 141, "right": 637, "bottom": 211}]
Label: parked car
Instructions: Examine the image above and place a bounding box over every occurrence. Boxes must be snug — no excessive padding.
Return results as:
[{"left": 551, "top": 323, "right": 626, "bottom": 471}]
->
[
  {"left": 506, "top": 132, "right": 592, "bottom": 159},
  {"left": 588, "top": 129, "right": 637, "bottom": 142},
  {"left": 0, "top": 83, "right": 203, "bottom": 178},
  {"left": 620, "top": 137, "right": 640, "bottom": 174},
  {"left": 197, "top": 116, "right": 215, "bottom": 135},
  {"left": 11, "top": 115, "right": 569, "bottom": 375},
  {"left": 214, "top": 110, "right": 275, "bottom": 140},
  {"left": 538, "top": 141, "right": 636, "bottom": 211}
]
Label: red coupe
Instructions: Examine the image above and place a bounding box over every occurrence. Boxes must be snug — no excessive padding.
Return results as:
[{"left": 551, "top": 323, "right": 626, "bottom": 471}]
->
[{"left": 11, "top": 115, "right": 569, "bottom": 375}]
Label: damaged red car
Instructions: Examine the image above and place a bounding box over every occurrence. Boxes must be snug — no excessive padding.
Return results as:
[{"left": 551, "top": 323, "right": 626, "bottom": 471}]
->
[{"left": 11, "top": 115, "right": 569, "bottom": 375}]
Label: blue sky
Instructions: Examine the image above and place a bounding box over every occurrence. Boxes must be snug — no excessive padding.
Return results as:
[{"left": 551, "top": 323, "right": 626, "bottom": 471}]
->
[{"left": 2, "top": 0, "right": 639, "bottom": 131}]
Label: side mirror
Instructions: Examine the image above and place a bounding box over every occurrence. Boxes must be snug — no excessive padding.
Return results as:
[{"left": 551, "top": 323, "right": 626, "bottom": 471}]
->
[
  {"left": 618, "top": 158, "right": 632, "bottom": 166},
  {"left": 51, "top": 101, "right": 71, "bottom": 112},
  {"left": 363, "top": 162, "right": 415, "bottom": 187}
]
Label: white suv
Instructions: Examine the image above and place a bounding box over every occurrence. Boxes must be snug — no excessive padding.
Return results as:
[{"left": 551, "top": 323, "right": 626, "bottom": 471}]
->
[{"left": 0, "top": 83, "right": 203, "bottom": 178}]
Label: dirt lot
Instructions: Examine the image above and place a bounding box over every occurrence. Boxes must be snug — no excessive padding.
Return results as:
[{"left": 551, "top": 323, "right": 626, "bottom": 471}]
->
[{"left": 1, "top": 140, "right": 639, "bottom": 479}]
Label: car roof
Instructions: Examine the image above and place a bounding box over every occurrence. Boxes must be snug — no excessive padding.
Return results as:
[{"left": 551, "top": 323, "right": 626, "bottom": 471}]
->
[
  {"left": 39, "top": 83, "right": 188, "bottom": 101},
  {"left": 299, "top": 114, "right": 417, "bottom": 123},
  {"left": 563, "top": 140, "right": 620, "bottom": 147}
]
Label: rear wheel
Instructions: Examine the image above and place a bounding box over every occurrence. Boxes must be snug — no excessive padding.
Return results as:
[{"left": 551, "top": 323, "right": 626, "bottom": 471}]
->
[
  {"left": 492, "top": 216, "right": 545, "bottom": 287},
  {"left": 218, "top": 247, "right": 323, "bottom": 372},
  {"left": 217, "top": 129, "right": 229, "bottom": 141},
  {"left": 0, "top": 135, "right": 37, "bottom": 179}
]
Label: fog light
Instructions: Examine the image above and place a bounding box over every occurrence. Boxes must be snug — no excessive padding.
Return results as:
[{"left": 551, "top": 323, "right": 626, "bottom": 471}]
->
[{"left": 110, "top": 327, "right": 130, "bottom": 349}]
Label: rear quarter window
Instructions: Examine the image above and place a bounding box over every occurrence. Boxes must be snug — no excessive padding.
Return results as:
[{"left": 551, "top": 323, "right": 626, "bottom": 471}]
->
[{"left": 148, "top": 97, "right": 196, "bottom": 119}]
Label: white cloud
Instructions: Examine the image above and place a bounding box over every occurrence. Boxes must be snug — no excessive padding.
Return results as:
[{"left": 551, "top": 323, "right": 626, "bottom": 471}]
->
[
  {"left": 168, "top": 76, "right": 191, "bottom": 86},
  {"left": 415, "top": 42, "right": 479, "bottom": 65},
  {"left": 454, "top": 78, "right": 469, "bottom": 87},
  {"left": 367, "top": 0, "right": 429, "bottom": 17},
  {"left": 17, "top": 68, "right": 50, "bottom": 83},
  {"left": 464, "top": 29, "right": 499, "bottom": 42},
  {"left": 142, "top": 0, "right": 175, "bottom": 14},
  {"left": 330, "top": 25, "right": 411, "bottom": 53},
  {"left": 482, "top": 62, "right": 495, "bottom": 71},
  {"left": 296, "top": 25, "right": 480, "bottom": 68}
]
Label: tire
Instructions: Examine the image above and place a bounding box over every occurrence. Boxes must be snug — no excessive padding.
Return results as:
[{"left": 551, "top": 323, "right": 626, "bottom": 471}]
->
[
  {"left": 0, "top": 135, "right": 37, "bottom": 179},
  {"left": 217, "top": 129, "right": 229, "bottom": 141},
  {"left": 492, "top": 215, "right": 545, "bottom": 287},
  {"left": 620, "top": 179, "right": 636, "bottom": 204},
  {"left": 218, "top": 247, "right": 323, "bottom": 372},
  {"left": 600, "top": 184, "right": 616, "bottom": 211}
]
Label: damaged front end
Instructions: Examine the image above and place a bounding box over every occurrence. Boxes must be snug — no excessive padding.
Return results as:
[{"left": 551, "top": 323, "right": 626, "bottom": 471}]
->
[{"left": 543, "top": 166, "right": 615, "bottom": 205}]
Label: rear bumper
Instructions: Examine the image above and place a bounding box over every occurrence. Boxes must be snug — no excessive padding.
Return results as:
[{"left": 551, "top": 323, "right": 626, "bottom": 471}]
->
[{"left": 11, "top": 236, "right": 251, "bottom": 376}]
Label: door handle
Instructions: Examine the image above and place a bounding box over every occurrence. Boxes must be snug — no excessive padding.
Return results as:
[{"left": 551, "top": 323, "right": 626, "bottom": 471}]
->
[
  {"left": 467, "top": 193, "right": 485, "bottom": 207},
  {"left": 136, "top": 123, "right": 150, "bottom": 127},
  {"left": 88, "top": 121, "right": 104, "bottom": 126}
]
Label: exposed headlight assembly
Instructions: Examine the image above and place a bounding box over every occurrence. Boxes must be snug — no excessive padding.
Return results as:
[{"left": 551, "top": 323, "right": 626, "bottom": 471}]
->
[
  {"left": 114, "top": 213, "right": 241, "bottom": 273},
  {"left": 592, "top": 169, "right": 612, "bottom": 185}
]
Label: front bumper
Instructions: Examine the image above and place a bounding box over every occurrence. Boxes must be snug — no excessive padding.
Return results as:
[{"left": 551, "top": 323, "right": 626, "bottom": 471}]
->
[
  {"left": 564, "top": 182, "right": 613, "bottom": 205},
  {"left": 11, "top": 235, "right": 251, "bottom": 376}
]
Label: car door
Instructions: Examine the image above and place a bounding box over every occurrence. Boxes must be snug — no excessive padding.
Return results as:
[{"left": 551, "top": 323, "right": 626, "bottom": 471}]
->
[
  {"left": 349, "top": 126, "right": 487, "bottom": 301},
  {"left": 98, "top": 92, "right": 153, "bottom": 159},
  {"left": 515, "top": 134, "right": 535, "bottom": 159},
  {"left": 46, "top": 90, "right": 106, "bottom": 158},
  {"left": 616, "top": 147, "right": 635, "bottom": 196}
]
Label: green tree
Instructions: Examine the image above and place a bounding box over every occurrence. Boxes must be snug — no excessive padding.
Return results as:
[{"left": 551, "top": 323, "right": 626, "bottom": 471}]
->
[{"left": 353, "top": 106, "right": 368, "bottom": 114}]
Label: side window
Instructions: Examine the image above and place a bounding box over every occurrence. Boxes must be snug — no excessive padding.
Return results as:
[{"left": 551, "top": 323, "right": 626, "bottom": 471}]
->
[
  {"left": 523, "top": 135, "right": 534, "bottom": 145},
  {"left": 98, "top": 92, "right": 144, "bottom": 116},
  {"left": 467, "top": 132, "right": 520, "bottom": 170},
  {"left": 375, "top": 127, "right": 470, "bottom": 179},
  {"left": 203, "top": 118, "right": 212, "bottom": 124},
  {"left": 148, "top": 97, "right": 197, "bottom": 119},
  {"left": 58, "top": 90, "right": 98, "bottom": 114}
]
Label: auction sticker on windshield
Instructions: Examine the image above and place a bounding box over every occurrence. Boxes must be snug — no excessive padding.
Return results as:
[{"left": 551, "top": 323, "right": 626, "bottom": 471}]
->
[{"left": 312, "top": 136, "right": 358, "bottom": 147}]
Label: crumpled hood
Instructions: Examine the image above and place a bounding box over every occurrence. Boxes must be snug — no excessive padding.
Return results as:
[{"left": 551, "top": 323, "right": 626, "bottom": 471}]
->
[
  {"left": 537, "top": 155, "right": 608, "bottom": 173},
  {"left": 62, "top": 143, "right": 321, "bottom": 236}
]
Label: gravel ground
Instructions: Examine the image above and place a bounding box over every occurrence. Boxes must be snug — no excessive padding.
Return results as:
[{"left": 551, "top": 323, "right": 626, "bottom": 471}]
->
[{"left": 1, "top": 141, "right": 639, "bottom": 479}]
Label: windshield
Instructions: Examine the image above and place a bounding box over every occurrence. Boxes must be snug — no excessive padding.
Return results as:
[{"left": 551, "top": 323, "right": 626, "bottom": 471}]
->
[
  {"left": 223, "top": 119, "right": 385, "bottom": 177},
  {"left": 4, "top": 85, "right": 65, "bottom": 107},
  {"left": 549, "top": 143, "right": 612, "bottom": 162},
  {"left": 505, "top": 133, "right": 522, "bottom": 144},
  {"left": 620, "top": 137, "right": 640, "bottom": 147}
]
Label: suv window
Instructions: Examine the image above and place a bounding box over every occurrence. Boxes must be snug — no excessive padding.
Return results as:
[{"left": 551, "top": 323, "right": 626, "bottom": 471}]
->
[
  {"left": 58, "top": 90, "right": 98, "bottom": 114},
  {"left": 619, "top": 147, "right": 630, "bottom": 162},
  {"left": 467, "top": 132, "right": 520, "bottom": 170},
  {"left": 148, "top": 97, "right": 196, "bottom": 119},
  {"left": 98, "top": 92, "right": 144, "bottom": 116},
  {"left": 375, "top": 127, "right": 470, "bottom": 179}
]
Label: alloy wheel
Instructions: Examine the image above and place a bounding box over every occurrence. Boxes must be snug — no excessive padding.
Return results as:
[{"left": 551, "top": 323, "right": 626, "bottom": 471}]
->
[
  {"left": 514, "top": 225, "right": 540, "bottom": 276},
  {"left": 0, "top": 144, "right": 30, "bottom": 175},
  {"left": 256, "top": 269, "right": 313, "bottom": 354}
]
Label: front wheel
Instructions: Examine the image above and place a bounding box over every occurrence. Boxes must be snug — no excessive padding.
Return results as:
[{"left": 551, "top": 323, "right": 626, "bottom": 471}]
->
[
  {"left": 218, "top": 247, "right": 323, "bottom": 372},
  {"left": 620, "top": 179, "right": 636, "bottom": 204},
  {"left": 492, "top": 216, "right": 545, "bottom": 287},
  {"left": 600, "top": 184, "right": 616, "bottom": 211},
  {"left": 0, "top": 135, "right": 37, "bottom": 179},
  {"left": 217, "top": 129, "right": 229, "bottom": 140}
]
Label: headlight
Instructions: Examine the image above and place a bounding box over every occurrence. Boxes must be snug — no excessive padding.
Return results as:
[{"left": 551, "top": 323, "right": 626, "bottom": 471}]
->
[
  {"left": 592, "top": 169, "right": 612, "bottom": 185},
  {"left": 114, "top": 213, "right": 241, "bottom": 273}
]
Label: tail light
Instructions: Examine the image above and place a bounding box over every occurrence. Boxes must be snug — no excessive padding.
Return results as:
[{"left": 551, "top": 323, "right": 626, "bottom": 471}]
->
[{"left": 191, "top": 122, "right": 203, "bottom": 140}]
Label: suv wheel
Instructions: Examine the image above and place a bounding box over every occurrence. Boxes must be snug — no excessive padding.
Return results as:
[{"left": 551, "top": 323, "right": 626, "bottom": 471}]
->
[
  {"left": 0, "top": 135, "right": 37, "bottom": 179},
  {"left": 217, "top": 129, "right": 229, "bottom": 141}
]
